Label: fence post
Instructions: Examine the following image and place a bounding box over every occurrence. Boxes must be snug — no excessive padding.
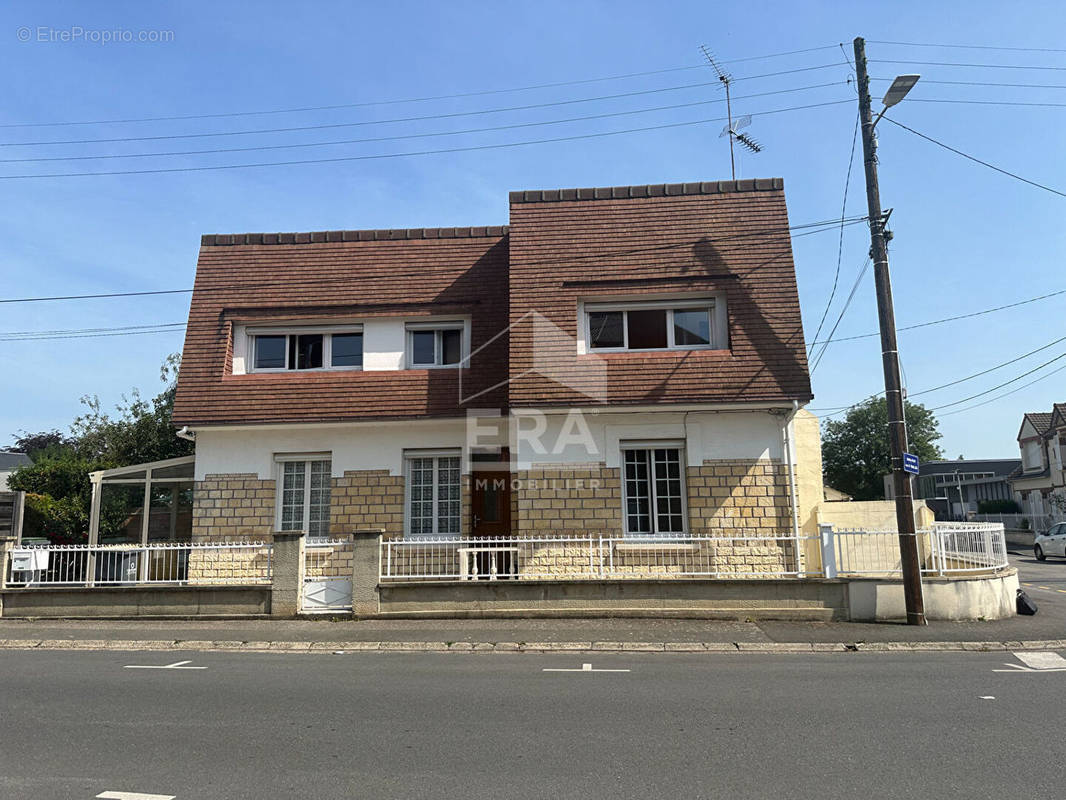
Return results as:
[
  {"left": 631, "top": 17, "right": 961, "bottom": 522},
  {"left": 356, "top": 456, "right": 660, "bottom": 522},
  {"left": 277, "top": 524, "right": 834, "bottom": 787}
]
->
[
  {"left": 0, "top": 535, "right": 13, "bottom": 601},
  {"left": 351, "top": 529, "right": 383, "bottom": 618},
  {"left": 270, "top": 531, "right": 305, "bottom": 618},
  {"left": 819, "top": 524, "right": 838, "bottom": 579}
]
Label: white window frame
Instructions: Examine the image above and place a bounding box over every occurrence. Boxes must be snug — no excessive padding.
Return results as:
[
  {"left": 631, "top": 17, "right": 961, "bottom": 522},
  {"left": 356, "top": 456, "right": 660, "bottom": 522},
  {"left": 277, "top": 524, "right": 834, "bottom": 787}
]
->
[
  {"left": 620, "top": 441, "right": 688, "bottom": 537},
  {"left": 403, "top": 449, "right": 462, "bottom": 537},
  {"left": 405, "top": 321, "right": 466, "bottom": 369},
  {"left": 584, "top": 298, "right": 722, "bottom": 353},
  {"left": 247, "top": 325, "right": 364, "bottom": 373},
  {"left": 273, "top": 454, "right": 332, "bottom": 540}
]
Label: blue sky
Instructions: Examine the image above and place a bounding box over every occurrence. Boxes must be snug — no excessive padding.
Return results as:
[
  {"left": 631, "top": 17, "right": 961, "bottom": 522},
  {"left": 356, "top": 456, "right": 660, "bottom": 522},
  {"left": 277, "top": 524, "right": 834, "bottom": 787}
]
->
[{"left": 1, "top": 0, "right": 1063, "bottom": 459}]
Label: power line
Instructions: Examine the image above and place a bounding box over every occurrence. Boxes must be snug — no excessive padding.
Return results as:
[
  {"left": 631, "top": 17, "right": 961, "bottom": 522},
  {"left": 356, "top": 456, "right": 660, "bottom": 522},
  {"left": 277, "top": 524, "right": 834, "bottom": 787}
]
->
[
  {"left": 872, "top": 76, "right": 1066, "bottom": 90},
  {"left": 927, "top": 350, "right": 1066, "bottom": 411},
  {"left": 0, "top": 326, "right": 186, "bottom": 342},
  {"left": 938, "top": 361, "right": 1066, "bottom": 418},
  {"left": 881, "top": 116, "right": 1066, "bottom": 198},
  {"left": 0, "top": 65, "right": 845, "bottom": 150},
  {"left": 809, "top": 256, "right": 871, "bottom": 375},
  {"left": 911, "top": 97, "right": 1066, "bottom": 108},
  {"left": 0, "top": 322, "right": 185, "bottom": 337},
  {"left": 0, "top": 214, "right": 864, "bottom": 306},
  {"left": 808, "top": 108, "right": 860, "bottom": 357},
  {"left": 808, "top": 286, "right": 1066, "bottom": 346},
  {"left": 0, "top": 45, "right": 841, "bottom": 130},
  {"left": 870, "top": 58, "right": 1066, "bottom": 72},
  {"left": 0, "top": 98, "right": 854, "bottom": 181},
  {"left": 812, "top": 331, "right": 1066, "bottom": 415},
  {"left": 0, "top": 82, "right": 848, "bottom": 165},
  {"left": 867, "top": 40, "right": 1066, "bottom": 54}
]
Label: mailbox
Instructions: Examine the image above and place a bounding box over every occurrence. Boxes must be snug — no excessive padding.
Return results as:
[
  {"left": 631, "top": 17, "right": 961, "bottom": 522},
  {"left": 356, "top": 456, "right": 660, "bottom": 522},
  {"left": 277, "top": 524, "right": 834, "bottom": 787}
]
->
[{"left": 11, "top": 549, "right": 49, "bottom": 572}]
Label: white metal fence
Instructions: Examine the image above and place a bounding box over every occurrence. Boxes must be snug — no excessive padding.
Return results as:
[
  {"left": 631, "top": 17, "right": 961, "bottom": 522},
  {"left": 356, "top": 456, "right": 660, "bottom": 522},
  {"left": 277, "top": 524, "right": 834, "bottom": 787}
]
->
[
  {"left": 381, "top": 534, "right": 808, "bottom": 581},
  {"left": 968, "top": 512, "right": 1061, "bottom": 533},
  {"left": 5, "top": 541, "right": 272, "bottom": 587},
  {"left": 827, "top": 522, "right": 1008, "bottom": 578}
]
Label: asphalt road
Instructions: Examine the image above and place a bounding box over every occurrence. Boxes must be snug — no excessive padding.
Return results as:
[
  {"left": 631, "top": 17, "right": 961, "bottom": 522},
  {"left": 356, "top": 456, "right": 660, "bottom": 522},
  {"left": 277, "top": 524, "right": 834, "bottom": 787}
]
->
[
  {"left": 2, "top": 648, "right": 1066, "bottom": 800},
  {"left": 1012, "top": 541, "right": 1066, "bottom": 618}
]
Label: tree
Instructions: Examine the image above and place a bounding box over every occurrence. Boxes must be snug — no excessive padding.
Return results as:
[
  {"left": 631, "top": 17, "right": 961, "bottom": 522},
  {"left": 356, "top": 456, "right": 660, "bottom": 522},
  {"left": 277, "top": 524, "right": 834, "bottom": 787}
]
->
[
  {"left": 821, "top": 398, "right": 943, "bottom": 501},
  {"left": 7, "top": 353, "right": 192, "bottom": 542}
]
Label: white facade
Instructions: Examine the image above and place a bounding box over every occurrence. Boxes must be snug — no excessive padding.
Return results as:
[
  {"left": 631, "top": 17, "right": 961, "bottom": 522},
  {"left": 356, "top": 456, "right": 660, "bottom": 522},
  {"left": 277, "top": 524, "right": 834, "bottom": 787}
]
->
[{"left": 191, "top": 407, "right": 793, "bottom": 480}]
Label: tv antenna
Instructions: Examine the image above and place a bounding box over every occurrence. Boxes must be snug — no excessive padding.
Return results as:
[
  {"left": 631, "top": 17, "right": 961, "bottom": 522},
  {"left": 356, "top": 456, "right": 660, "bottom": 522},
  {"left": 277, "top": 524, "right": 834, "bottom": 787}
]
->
[{"left": 700, "top": 46, "right": 763, "bottom": 179}]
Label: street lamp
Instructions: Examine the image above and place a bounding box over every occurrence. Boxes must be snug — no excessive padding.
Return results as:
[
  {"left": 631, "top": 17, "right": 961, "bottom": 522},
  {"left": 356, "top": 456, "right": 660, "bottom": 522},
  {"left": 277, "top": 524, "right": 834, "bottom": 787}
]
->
[{"left": 874, "top": 74, "right": 920, "bottom": 126}]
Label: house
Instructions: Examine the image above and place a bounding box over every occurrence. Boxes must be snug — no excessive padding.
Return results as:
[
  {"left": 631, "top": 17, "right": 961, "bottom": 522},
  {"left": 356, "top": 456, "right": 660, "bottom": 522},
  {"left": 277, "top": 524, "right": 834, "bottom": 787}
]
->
[
  {"left": 0, "top": 451, "right": 31, "bottom": 491},
  {"left": 1008, "top": 405, "right": 1066, "bottom": 525},
  {"left": 883, "top": 458, "right": 1021, "bottom": 519},
  {"left": 170, "top": 178, "right": 823, "bottom": 575}
]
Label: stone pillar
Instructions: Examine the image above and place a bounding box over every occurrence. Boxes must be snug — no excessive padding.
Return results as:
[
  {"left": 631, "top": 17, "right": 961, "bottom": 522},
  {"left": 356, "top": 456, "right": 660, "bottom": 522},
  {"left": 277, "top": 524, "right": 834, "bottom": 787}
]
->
[
  {"left": 351, "top": 529, "right": 383, "bottom": 618},
  {"left": 270, "top": 532, "right": 306, "bottom": 618},
  {"left": 0, "top": 535, "right": 14, "bottom": 615}
]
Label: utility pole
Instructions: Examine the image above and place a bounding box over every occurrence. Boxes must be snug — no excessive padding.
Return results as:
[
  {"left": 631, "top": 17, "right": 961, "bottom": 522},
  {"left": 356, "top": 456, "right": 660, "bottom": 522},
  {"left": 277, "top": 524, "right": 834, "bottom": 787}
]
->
[{"left": 853, "top": 36, "right": 926, "bottom": 625}]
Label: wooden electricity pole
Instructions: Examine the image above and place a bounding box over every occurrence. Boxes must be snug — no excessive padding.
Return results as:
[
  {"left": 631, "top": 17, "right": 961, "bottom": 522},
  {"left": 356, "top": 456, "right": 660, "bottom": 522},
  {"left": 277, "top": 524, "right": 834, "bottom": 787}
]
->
[{"left": 853, "top": 36, "right": 926, "bottom": 625}]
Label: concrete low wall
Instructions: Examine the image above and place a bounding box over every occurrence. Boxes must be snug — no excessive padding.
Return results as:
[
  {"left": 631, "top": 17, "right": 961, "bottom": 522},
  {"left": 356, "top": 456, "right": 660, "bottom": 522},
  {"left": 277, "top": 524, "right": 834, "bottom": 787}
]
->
[
  {"left": 846, "top": 569, "right": 1019, "bottom": 622},
  {"left": 378, "top": 579, "right": 848, "bottom": 620},
  {"left": 0, "top": 585, "right": 270, "bottom": 618}
]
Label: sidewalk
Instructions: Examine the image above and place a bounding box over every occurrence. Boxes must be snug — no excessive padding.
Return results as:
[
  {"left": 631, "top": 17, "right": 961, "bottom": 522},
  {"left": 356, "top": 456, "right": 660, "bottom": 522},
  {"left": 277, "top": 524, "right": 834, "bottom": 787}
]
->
[{"left": 0, "top": 615, "right": 1062, "bottom": 653}]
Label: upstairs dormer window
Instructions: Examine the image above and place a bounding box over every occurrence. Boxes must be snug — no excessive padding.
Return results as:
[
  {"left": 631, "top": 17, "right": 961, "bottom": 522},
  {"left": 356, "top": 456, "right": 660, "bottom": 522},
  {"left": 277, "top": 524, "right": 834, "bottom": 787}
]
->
[
  {"left": 406, "top": 322, "right": 464, "bottom": 368},
  {"left": 249, "top": 327, "right": 363, "bottom": 372},
  {"left": 585, "top": 298, "right": 723, "bottom": 352}
]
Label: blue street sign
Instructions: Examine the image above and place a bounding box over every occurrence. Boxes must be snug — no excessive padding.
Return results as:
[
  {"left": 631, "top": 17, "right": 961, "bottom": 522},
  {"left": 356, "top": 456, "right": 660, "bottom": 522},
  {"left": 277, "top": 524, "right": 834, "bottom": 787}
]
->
[{"left": 902, "top": 453, "right": 919, "bottom": 475}]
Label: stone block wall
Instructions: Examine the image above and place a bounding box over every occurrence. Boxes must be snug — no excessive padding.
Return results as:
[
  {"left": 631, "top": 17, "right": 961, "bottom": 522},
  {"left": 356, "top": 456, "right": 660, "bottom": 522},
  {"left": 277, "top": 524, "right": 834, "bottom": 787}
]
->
[
  {"left": 686, "top": 459, "right": 797, "bottom": 574},
  {"left": 330, "top": 470, "right": 406, "bottom": 538},
  {"left": 511, "top": 465, "right": 622, "bottom": 535},
  {"left": 192, "top": 474, "right": 276, "bottom": 542}
]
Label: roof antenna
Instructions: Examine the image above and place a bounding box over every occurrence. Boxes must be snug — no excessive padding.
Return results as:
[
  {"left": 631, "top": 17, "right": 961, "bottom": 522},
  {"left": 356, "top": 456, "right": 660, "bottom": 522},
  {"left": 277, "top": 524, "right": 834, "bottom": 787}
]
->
[{"left": 700, "top": 46, "right": 763, "bottom": 180}]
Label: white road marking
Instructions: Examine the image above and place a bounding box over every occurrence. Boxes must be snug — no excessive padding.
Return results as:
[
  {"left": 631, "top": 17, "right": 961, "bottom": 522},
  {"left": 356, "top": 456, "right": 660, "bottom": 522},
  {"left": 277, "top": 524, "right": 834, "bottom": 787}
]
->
[
  {"left": 979, "top": 696, "right": 995, "bottom": 700},
  {"left": 123, "top": 660, "right": 206, "bottom": 670},
  {"left": 543, "top": 662, "right": 630, "bottom": 673},
  {"left": 993, "top": 651, "right": 1066, "bottom": 673},
  {"left": 96, "top": 792, "right": 176, "bottom": 799}
]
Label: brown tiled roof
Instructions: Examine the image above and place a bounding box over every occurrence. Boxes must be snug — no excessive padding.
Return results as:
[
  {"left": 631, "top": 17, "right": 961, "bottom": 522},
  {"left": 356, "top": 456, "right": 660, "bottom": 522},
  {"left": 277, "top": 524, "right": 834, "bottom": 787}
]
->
[
  {"left": 175, "top": 178, "right": 813, "bottom": 426},
  {"left": 506, "top": 179, "right": 811, "bottom": 407},
  {"left": 172, "top": 229, "right": 509, "bottom": 427},
  {"left": 1024, "top": 412, "right": 1054, "bottom": 436}
]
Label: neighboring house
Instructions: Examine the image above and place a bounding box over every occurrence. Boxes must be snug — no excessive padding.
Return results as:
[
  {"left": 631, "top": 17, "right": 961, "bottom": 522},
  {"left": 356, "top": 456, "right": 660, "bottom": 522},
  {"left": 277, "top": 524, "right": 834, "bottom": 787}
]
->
[
  {"left": 0, "top": 451, "right": 31, "bottom": 491},
  {"left": 1008, "top": 405, "right": 1066, "bottom": 522},
  {"left": 171, "top": 178, "right": 819, "bottom": 562},
  {"left": 883, "top": 458, "right": 1021, "bottom": 519}
]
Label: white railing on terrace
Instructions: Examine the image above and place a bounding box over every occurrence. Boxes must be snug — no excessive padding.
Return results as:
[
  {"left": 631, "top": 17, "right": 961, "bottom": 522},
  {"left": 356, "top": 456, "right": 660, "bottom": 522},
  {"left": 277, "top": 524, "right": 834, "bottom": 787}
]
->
[
  {"left": 381, "top": 534, "right": 808, "bottom": 581},
  {"left": 827, "top": 522, "right": 1008, "bottom": 578},
  {"left": 5, "top": 541, "right": 272, "bottom": 587}
]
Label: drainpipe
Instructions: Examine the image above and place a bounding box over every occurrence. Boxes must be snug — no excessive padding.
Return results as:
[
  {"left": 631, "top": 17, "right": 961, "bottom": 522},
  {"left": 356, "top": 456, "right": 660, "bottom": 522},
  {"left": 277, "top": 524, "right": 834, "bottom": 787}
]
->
[
  {"left": 176, "top": 426, "right": 196, "bottom": 442},
  {"left": 780, "top": 401, "right": 803, "bottom": 577}
]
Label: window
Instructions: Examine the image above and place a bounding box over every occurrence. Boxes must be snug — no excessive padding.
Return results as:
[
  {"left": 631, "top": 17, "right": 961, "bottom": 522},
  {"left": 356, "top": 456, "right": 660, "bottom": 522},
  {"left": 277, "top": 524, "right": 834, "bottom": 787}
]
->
[
  {"left": 405, "top": 452, "right": 461, "bottom": 536},
  {"left": 621, "top": 445, "right": 686, "bottom": 535},
  {"left": 250, "top": 328, "right": 363, "bottom": 372},
  {"left": 406, "top": 323, "right": 464, "bottom": 368},
  {"left": 586, "top": 300, "right": 718, "bottom": 351},
  {"left": 277, "top": 458, "right": 332, "bottom": 538}
]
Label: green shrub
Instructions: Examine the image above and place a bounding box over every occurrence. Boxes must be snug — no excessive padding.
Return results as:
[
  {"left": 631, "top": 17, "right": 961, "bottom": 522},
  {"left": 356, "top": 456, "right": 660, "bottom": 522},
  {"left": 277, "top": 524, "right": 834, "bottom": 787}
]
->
[{"left": 977, "top": 499, "right": 1021, "bottom": 514}]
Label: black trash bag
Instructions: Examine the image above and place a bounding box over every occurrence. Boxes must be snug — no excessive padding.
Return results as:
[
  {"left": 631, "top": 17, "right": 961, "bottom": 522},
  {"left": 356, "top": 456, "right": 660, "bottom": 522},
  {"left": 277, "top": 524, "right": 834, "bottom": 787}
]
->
[{"left": 1017, "top": 588, "right": 1038, "bottom": 616}]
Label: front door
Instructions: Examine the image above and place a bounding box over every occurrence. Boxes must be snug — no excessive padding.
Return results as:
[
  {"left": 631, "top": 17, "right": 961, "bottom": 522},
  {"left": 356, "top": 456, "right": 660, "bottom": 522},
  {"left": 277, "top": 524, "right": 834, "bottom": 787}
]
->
[
  {"left": 471, "top": 449, "right": 511, "bottom": 537},
  {"left": 470, "top": 450, "right": 513, "bottom": 578}
]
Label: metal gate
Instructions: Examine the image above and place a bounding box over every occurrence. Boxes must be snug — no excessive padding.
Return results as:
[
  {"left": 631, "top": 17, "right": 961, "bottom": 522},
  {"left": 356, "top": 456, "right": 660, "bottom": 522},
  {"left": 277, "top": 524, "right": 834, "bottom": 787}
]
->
[{"left": 302, "top": 539, "right": 354, "bottom": 612}]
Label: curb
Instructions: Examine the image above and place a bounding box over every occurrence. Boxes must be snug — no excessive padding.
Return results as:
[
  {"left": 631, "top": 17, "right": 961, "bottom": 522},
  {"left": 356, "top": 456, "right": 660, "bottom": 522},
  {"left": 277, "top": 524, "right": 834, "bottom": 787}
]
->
[{"left": 1, "top": 639, "right": 1064, "bottom": 654}]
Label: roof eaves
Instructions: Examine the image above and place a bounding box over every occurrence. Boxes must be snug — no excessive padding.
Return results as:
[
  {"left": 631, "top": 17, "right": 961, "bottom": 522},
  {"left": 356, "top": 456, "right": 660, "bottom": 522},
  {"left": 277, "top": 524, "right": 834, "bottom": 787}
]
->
[{"left": 509, "top": 177, "right": 784, "bottom": 204}]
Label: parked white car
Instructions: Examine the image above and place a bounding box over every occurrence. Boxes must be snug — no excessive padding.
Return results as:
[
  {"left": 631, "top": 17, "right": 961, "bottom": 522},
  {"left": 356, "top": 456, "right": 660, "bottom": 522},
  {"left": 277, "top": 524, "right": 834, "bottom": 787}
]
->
[{"left": 1034, "top": 523, "right": 1066, "bottom": 561}]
